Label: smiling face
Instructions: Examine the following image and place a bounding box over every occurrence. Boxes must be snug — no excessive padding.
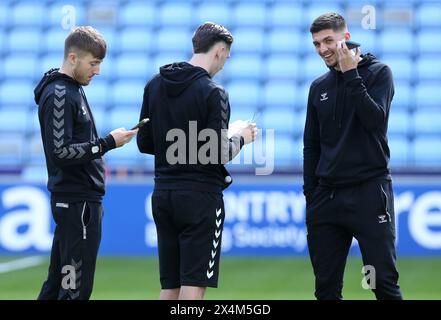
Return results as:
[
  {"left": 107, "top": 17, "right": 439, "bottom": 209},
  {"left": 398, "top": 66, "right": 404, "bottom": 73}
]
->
[{"left": 312, "top": 28, "right": 349, "bottom": 68}]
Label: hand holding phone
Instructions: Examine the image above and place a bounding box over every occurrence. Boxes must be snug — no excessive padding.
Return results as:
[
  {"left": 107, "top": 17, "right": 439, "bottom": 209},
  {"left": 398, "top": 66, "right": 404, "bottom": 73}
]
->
[
  {"left": 131, "top": 118, "right": 149, "bottom": 130},
  {"left": 345, "top": 40, "right": 361, "bottom": 50}
]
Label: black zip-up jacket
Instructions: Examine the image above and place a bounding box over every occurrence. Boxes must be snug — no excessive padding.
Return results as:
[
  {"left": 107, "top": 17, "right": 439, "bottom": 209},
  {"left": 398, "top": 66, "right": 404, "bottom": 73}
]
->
[
  {"left": 34, "top": 69, "right": 116, "bottom": 202},
  {"left": 137, "top": 62, "right": 244, "bottom": 194},
  {"left": 303, "top": 53, "right": 394, "bottom": 203}
]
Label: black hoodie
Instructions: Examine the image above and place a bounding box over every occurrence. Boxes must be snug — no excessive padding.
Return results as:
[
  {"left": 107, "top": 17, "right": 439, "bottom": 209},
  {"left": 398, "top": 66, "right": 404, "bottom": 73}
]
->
[
  {"left": 303, "top": 53, "right": 394, "bottom": 202},
  {"left": 34, "top": 69, "right": 116, "bottom": 202},
  {"left": 137, "top": 62, "right": 244, "bottom": 194}
]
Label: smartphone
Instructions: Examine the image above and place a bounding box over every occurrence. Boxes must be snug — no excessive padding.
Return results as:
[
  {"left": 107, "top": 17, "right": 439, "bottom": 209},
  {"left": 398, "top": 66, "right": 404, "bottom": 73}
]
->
[
  {"left": 345, "top": 40, "right": 361, "bottom": 50},
  {"left": 131, "top": 118, "right": 149, "bottom": 130}
]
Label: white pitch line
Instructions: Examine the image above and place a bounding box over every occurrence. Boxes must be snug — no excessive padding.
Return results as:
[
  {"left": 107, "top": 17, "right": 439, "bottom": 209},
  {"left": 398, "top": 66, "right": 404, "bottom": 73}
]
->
[{"left": 0, "top": 256, "right": 46, "bottom": 274}]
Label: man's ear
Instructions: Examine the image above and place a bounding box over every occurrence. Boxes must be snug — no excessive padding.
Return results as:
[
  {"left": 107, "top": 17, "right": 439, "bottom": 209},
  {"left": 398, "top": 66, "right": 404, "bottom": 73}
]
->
[
  {"left": 66, "top": 52, "right": 77, "bottom": 65},
  {"left": 344, "top": 31, "right": 350, "bottom": 41}
]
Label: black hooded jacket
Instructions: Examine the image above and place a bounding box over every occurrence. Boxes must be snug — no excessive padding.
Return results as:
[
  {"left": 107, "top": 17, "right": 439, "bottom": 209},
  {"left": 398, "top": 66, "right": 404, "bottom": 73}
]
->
[
  {"left": 137, "top": 62, "right": 244, "bottom": 194},
  {"left": 303, "top": 54, "right": 394, "bottom": 202},
  {"left": 34, "top": 69, "right": 116, "bottom": 202}
]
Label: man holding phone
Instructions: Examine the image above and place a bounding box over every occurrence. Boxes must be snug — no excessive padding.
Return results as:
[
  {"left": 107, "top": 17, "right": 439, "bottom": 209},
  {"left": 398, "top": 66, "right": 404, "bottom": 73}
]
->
[
  {"left": 303, "top": 13, "right": 402, "bottom": 299},
  {"left": 137, "top": 22, "right": 257, "bottom": 300},
  {"left": 35, "top": 26, "right": 137, "bottom": 300}
]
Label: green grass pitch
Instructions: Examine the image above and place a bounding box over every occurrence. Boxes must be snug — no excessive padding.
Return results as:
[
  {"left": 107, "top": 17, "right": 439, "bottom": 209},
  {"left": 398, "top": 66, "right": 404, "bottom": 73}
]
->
[{"left": 0, "top": 256, "right": 440, "bottom": 300}]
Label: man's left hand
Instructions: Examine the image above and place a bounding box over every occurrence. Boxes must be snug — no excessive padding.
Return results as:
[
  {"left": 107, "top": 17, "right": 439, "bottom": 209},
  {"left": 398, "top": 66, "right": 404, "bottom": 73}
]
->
[{"left": 336, "top": 40, "right": 361, "bottom": 73}]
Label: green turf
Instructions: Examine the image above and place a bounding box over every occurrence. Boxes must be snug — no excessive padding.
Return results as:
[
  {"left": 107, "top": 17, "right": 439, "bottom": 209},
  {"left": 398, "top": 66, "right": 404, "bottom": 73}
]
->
[{"left": 0, "top": 256, "right": 440, "bottom": 300}]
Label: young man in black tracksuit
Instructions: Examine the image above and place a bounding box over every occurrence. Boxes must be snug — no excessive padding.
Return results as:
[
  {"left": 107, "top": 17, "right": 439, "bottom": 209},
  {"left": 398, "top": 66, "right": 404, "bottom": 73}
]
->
[
  {"left": 34, "top": 27, "right": 137, "bottom": 300},
  {"left": 304, "top": 13, "right": 403, "bottom": 300},
  {"left": 137, "top": 23, "right": 257, "bottom": 300}
]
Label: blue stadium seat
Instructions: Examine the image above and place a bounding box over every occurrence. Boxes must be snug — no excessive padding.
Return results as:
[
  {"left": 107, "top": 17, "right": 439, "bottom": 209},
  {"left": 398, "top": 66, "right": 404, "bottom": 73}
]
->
[
  {"left": 415, "top": 82, "right": 441, "bottom": 110},
  {"left": 297, "top": 84, "right": 312, "bottom": 111},
  {"left": 413, "top": 137, "right": 441, "bottom": 166},
  {"left": 119, "top": 28, "right": 154, "bottom": 53},
  {"left": 0, "top": 109, "right": 29, "bottom": 132},
  {"left": 119, "top": 2, "right": 156, "bottom": 27},
  {"left": 265, "top": 54, "right": 300, "bottom": 80},
  {"left": 379, "top": 29, "right": 413, "bottom": 55},
  {"left": 104, "top": 136, "right": 145, "bottom": 167},
  {"left": 382, "top": 54, "right": 413, "bottom": 82},
  {"left": 91, "top": 108, "right": 107, "bottom": 134},
  {"left": 414, "top": 109, "right": 441, "bottom": 135},
  {"left": 0, "top": 30, "right": 4, "bottom": 54},
  {"left": 269, "top": 29, "right": 301, "bottom": 54},
  {"left": 269, "top": 3, "right": 302, "bottom": 28},
  {"left": 159, "top": 2, "right": 193, "bottom": 27},
  {"left": 381, "top": 5, "right": 414, "bottom": 28},
  {"left": 6, "top": 28, "right": 41, "bottom": 53},
  {"left": 229, "top": 107, "right": 257, "bottom": 124},
  {"left": 44, "top": 28, "right": 70, "bottom": 53},
  {"left": 273, "top": 133, "right": 299, "bottom": 165},
  {"left": 232, "top": 3, "right": 267, "bottom": 28},
  {"left": 416, "top": 55, "right": 441, "bottom": 81},
  {"left": 418, "top": 31, "right": 441, "bottom": 54},
  {"left": 303, "top": 55, "right": 327, "bottom": 82},
  {"left": 232, "top": 29, "right": 265, "bottom": 54},
  {"left": 417, "top": 3, "right": 441, "bottom": 28},
  {"left": 0, "top": 80, "right": 34, "bottom": 108},
  {"left": 109, "top": 108, "right": 141, "bottom": 131},
  {"left": 28, "top": 133, "right": 46, "bottom": 166},
  {"left": 262, "top": 108, "right": 298, "bottom": 135},
  {"left": 47, "top": 2, "right": 86, "bottom": 27},
  {"left": 388, "top": 110, "right": 411, "bottom": 135},
  {"left": 96, "top": 56, "right": 114, "bottom": 81},
  {"left": 3, "top": 54, "right": 38, "bottom": 80},
  {"left": 392, "top": 82, "right": 413, "bottom": 111},
  {"left": 224, "top": 54, "right": 263, "bottom": 81},
  {"left": 157, "top": 28, "right": 192, "bottom": 53},
  {"left": 227, "top": 81, "right": 262, "bottom": 109},
  {"left": 388, "top": 136, "right": 410, "bottom": 167},
  {"left": 0, "top": 134, "right": 24, "bottom": 166},
  {"left": 111, "top": 80, "right": 145, "bottom": 107},
  {"left": 38, "top": 54, "right": 62, "bottom": 76},
  {"left": 29, "top": 108, "right": 40, "bottom": 133},
  {"left": 348, "top": 28, "right": 377, "bottom": 54},
  {"left": 82, "top": 80, "right": 110, "bottom": 110},
  {"left": 11, "top": 2, "right": 44, "bottom": 27},
  {"left": 263, "top": 81, "right": 298, "bottom": 109},
  {"left": 98, "top": 28, "right": 118, "bottom": 55},
  {"left": 115, "top": 54, "right": 153, "bottom": 80},
  {"left": 0, "top": 2, "right": 9, "bottom": 28},
  {"left": 196, "top": 2, "right": 230, "bottom": 27},
  {"left": 305, "top": 4, "right": 344, "bottom": 27}
]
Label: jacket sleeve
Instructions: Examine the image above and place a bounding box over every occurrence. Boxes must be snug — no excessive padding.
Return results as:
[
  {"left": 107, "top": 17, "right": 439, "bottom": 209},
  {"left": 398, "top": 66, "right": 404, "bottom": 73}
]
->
[
  {"left": 41, "top": 91, "right": 116, "bottom": 168},
  {"left": 137, "top": 83, "right": 154, "bottom": 155},
  {"left": 343, "top": 66, "right": 394, "bottom": 132},
  {"left": 206, "top": 87, "right": 244, "bottom": 164},
  {"left": 303, "top": 84, "right": 321, "bottom": 203}
]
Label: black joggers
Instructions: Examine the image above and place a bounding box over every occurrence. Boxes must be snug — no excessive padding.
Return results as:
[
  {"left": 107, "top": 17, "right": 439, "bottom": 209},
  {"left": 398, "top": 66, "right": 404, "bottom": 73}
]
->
[
  {"left": 38, "top": 200, "right": 103, "bottom": 300},
  {"left": 306, "top": 177, "right": 403, "bottom": 300}
]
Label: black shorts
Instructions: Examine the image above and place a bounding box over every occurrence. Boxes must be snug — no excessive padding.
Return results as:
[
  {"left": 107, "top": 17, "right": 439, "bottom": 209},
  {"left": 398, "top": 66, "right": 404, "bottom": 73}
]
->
[{"left": 151, "top": 190, "right": 225, "bottom": 289}]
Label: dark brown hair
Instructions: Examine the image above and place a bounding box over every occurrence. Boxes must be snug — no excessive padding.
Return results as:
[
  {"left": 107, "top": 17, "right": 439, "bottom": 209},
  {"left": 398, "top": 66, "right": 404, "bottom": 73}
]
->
[
  {"left": 64, "top": 26, "right": 106, "bottom": 60},
  {"left": 310, "top": 13, "right": 347, "bottom": 34},
  {"left": 192, "top": 22, "right": 233, "bottom": 53}
]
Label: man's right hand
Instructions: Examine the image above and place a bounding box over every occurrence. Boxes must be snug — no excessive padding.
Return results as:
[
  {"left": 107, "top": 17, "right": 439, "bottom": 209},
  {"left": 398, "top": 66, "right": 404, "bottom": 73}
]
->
[
  {"left": 237, "top": 122, "right": 258, "bottom": 145},
  {"left": 110, "top": 128, "right": 138, "bottom": 148}
]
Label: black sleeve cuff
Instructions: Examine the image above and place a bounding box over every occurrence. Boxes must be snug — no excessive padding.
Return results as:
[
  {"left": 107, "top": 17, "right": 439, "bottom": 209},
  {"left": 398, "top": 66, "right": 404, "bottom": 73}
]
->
[
  {"left": 239, "top": 136, "right": 245, "bottom": 149},
  {"left": 99, "top": 134, "right": 116, "bottom": 155}
]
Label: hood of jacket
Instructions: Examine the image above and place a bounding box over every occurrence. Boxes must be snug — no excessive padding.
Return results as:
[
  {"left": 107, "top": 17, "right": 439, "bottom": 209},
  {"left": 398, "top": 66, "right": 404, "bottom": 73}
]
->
[
  {"left": 34, "top": 68, "right": 78, "bottom": 105},
  {"left": 159, "top": 62, "right": 209, "bottom": 97}
]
